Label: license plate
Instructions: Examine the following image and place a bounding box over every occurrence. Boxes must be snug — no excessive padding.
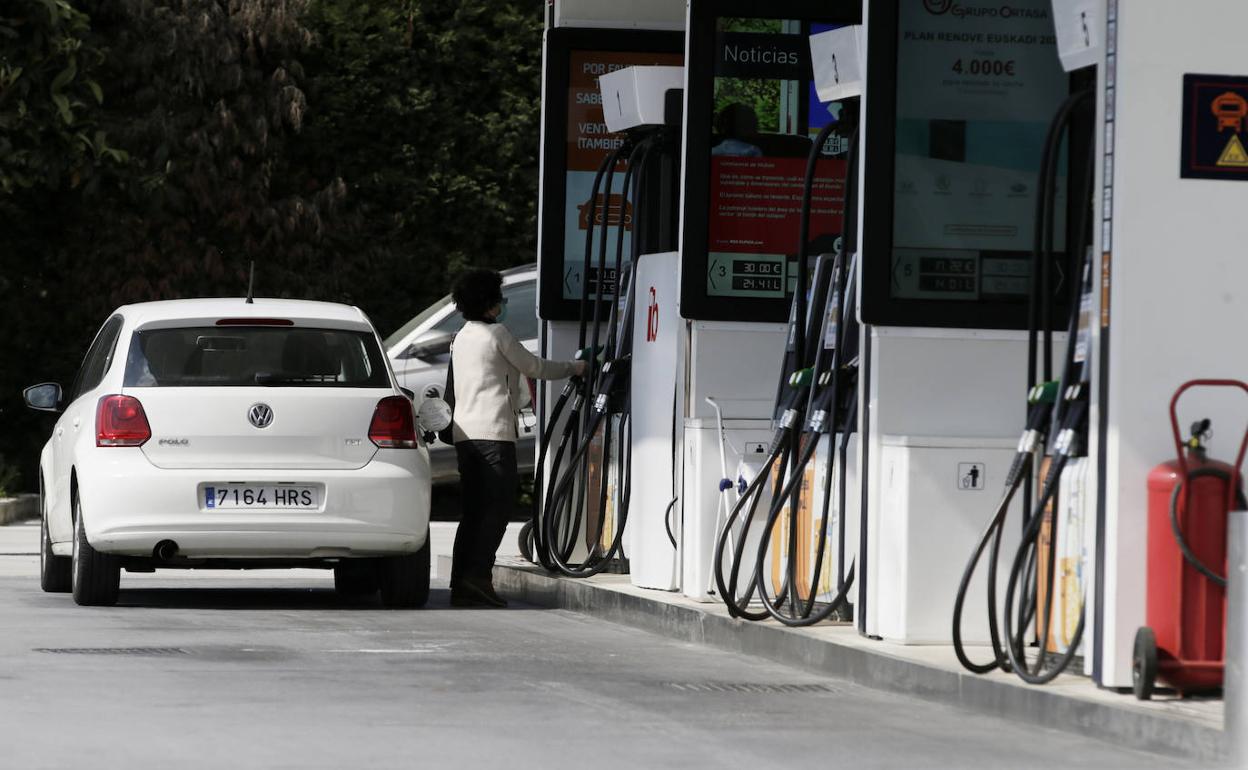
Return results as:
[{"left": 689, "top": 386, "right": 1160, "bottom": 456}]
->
[{"left": 203, "top": 484, "right": 319, "bottom": 510}]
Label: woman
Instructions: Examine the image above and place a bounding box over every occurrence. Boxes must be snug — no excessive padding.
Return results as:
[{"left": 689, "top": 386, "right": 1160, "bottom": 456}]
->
[{"left": 446, "top": 268, "right": 587, "bottom": 607}]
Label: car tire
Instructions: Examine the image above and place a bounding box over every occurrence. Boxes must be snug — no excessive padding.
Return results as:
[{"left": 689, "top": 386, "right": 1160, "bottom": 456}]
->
[
  {"left": 40, "top": 501, "right": 72, "bottom": 594},
  {"left": 71, "top": 496, "right": 120, "bottom": 607},
  {"left": 334, "top": 563, "right": 379, "bottom": 597},
  {"left": 378, "top": 534, "right": 430, "bottom": 609}
]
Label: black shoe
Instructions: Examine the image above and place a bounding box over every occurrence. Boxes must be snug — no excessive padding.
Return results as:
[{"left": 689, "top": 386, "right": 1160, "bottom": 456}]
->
[
  {"left": 450, "top": 589, "right": 482, "bottom": 607},
  {"left": 463, "top": 578, "right": 508, "bottom": 608}
]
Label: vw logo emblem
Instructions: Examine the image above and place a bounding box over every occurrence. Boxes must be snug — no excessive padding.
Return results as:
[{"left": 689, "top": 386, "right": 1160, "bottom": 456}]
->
[
  {"left": 248, "top": 403, "right": 274, "bottom": 429},
  {"left": 924, "top": 0, "right": 953, "bottom": 14}
]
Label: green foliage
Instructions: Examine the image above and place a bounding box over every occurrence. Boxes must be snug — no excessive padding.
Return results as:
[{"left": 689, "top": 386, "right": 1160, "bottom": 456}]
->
[
  {"left": 0, "top": 0, "right": 122, "bottom": 196},
  {"left": 295, "top": 0, "right": 543, "bottom": 336},
  {"left": 0, "top": 0, "right": 544, "bottom": 491}
]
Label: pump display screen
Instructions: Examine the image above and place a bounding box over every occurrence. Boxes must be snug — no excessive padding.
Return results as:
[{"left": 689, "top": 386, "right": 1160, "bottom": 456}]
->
[
  {"left": 705, "top": 18, "right": 850, "bottom": 301},
  {"left": 890, "top": 0, "right": 1065, "bottom": 302},
  {"left": 563, "top": 50, "right": 683, "bottom": 301},
  {"left": 538, "top": 29, "right": 684, "bottom": 321},
  {"left": 861, "top": 1, "right": 1081, "bottom": 328},
  {"left": 534, "top": 28, "right": 683, "bottom": 319},
  {"left": 681, "top": 2, "right": 860, "bottom": 322}
]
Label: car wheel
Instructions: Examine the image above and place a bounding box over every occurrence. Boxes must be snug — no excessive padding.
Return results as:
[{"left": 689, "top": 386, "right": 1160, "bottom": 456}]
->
[
  {"left": 40, "top": 502, "right": 72, "bottom": 594},
  {"left": 378, "top": 534, "right": 430, "bottom": 609},
  {"left": 334, "top": 563, "right": 379, "bottom": 597},
  {"left": 71, "top": 496, "right": 120, "bottom": 607}
]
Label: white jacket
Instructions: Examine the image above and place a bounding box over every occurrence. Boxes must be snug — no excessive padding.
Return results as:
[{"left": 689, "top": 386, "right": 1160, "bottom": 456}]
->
[{"left": 449, "top": 321, "right": 577, "bottom": 443}]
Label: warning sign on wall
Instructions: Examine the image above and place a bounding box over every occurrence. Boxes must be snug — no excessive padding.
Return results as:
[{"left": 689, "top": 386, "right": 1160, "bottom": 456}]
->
[{"left": 1181, "top": 73, "right": 1248, "bottom": 181}]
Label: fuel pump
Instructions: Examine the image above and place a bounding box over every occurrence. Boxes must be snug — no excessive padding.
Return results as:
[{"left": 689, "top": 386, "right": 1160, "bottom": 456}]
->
[
  {"left": 652, "top": 0, "right": 862, "bottom": 603},
  {"left": 855, "top": 0, "right": 1083, "bottom": 648},
  {"left": 947, "top": 0, "right": 1248, "bottom": 693},
  {"left": 712, "top": 117, "right": 863, "bottom": 626},
  {"left": 951, "top": 83, "right": 1098, "bottom": 683},
  {"left": 533, "top": 65, "right": 685, "bottom": 578},
  {"left": 531, "top": 24, "right": 684, "bottom": 574}
]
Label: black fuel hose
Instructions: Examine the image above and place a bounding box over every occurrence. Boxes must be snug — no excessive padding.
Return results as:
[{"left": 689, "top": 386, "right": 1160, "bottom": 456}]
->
[
  {"left": 1001, "top": 93, "right": 1098, "bottom": 684},
  {"left": 751, "top": 129, "right": 860, "bottom": 626},
  {"left": 951, "top": 401, "right": 1046, "bottom": 673},
  {"left": 535, "top": 142, "right": 624, "bottom": 566},
  {"left": 542, "top": 186, "right": 648, "bottom": 574},
  {"left": 712, "top": 122, "right": 860, "bottom": 624},
  {"left": 952, "top": 88, "right": 1096, "bottom": 680},
  {"left": 753, "top": 390, "right": 860, "bottom": 627},
  {"left": 782, "top": 122, "right": 840, "bottom": 613},
  {"left": 535, "top": 135, "right": 657, "bottom": 575},
  {"left": 527, "top": 376, "right": 580, "bottom": 567},
  {"left": 715, "top": 438, "right": 794, "bottom": 620},
  {"left": 752, "top": 297, "right": 857, "bottom": 625},
  {"left": 1018, "top": 88, "right": 1095, "bottom": 541},
  {"left": 1028, "top": 89, "right": 1093, "bottom": 397},
  {"left": 713, "top": 262, "right": 854, "bottom": 624},
  {"left": 1001, "top": 398, "right": 1089, "bottom": 684}
]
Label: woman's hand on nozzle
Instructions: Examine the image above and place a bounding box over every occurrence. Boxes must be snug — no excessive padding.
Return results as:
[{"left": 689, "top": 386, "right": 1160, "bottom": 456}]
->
[{"left": 572, "top": 359, "right": 590, "bottom": 377}]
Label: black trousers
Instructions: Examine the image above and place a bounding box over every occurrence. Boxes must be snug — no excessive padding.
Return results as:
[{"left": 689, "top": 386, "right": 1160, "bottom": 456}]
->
[{"left": 451, "top": 439, "right": 518, "bottom": 588}]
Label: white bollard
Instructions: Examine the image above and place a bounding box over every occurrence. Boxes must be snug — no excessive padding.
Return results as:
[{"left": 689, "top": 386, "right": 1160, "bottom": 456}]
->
[{"left": 1226, "top": 508, "right": 1248, "bottom": 765}]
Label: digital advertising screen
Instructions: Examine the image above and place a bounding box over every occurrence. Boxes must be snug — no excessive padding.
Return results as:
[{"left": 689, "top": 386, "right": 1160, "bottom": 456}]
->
[
  {"left": 891, "top": 0, "right": 1066, "bottom": 302},
  {"left": 861, "top": 0, "right": 1083, "bottom": 328},
  {"left": 682, "top": 1, "right": 861, "bottom": 322},
  {"left": 537, "top": 29, "right": 684, "bottom": 322}
]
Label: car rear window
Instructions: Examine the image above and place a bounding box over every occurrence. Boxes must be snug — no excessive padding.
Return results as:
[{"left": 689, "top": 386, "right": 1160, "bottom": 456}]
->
[{"left": 124, "top": 326, "right": 390, "bottom": 388}]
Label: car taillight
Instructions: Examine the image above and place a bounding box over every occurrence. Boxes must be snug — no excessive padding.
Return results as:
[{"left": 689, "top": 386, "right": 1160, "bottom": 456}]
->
[
  {"left": 97, "top": 395, "right": 151, "bottom": 447},
  {"left": 369, "top": 396, "right": 418, "bottom": 449}
]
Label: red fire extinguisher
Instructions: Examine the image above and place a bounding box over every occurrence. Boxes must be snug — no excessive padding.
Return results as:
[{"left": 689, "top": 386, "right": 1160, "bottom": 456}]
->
[{"left": 1134, "top": 379, "right": 1248, "bottom": 700}]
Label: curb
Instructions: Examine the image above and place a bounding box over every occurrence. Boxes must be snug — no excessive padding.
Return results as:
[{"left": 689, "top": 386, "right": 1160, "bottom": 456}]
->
[
  {"left": 0, "top": 495, "right": 39, "bottom": 526},
  {"left": 485, "top": 557, "right": 1227, "bottom": 763}
]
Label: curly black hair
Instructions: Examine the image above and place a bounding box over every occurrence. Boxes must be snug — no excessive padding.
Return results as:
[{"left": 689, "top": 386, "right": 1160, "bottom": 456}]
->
[{"left": 451, "top": 268, "right": 504, "bottom": 322}]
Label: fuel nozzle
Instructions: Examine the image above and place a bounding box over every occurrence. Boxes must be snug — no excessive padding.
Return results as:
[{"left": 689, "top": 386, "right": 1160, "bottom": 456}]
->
[
  {"left": 591, "top": 355, "right": 632, "bottom": 414},
  {"left": 575, "top": 345, "right": 605, "bottom": 363},
  {"left": 1016, "top": 380, "right": 1060, "bottom": 454},
  {"left": 1028, "top": 380, "right": 1060, "bottom": 405},
  {"left": 788, "top": 367, "right": 815, "bottom": 388}
]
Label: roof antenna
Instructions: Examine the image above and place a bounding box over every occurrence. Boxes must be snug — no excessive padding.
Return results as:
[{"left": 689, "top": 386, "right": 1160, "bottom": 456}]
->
[{"left": 245, "top": 261, "right": 255, "bottom": 304}]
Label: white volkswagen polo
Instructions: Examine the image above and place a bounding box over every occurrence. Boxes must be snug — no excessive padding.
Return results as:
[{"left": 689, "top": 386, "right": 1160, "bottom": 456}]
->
[{"left": 24, "top": 298, "right": 443, "bottom": 608}]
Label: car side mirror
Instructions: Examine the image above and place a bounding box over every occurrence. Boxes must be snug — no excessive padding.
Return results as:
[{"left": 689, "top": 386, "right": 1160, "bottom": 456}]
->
[
  {"left": 415, "top": 397, "right": 452, "bottom": 433},
  {"left": 402, "top": 333, "right": 454, "bottom": 362},
  {"left": 24, "top": 383, "right": 63, "bottom": 413}
]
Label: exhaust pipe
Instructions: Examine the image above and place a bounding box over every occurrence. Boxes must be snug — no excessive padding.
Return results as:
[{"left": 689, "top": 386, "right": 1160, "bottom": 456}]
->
[{"left": 153, "top": 540, "right": 179, "bottom": 561}]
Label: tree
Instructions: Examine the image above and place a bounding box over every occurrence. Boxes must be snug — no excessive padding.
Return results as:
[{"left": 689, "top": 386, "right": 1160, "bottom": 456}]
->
[
  {"left": 0, "top": 0, "right": 122, "bottom": 197},
  {"left": 0, "top": 0, "right": 122, "bottom": 490},
  {"left": 0, "top": 0, "right": 546, "bottom": 491},
  {"left": 292, "top": 0, "right": 543, "bottom": 335}
]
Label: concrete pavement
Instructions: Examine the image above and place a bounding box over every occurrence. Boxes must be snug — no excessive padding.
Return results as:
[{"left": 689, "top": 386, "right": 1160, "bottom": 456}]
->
[{"left": 0, "top": 519, "right": 1195, "bottom": 768}]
